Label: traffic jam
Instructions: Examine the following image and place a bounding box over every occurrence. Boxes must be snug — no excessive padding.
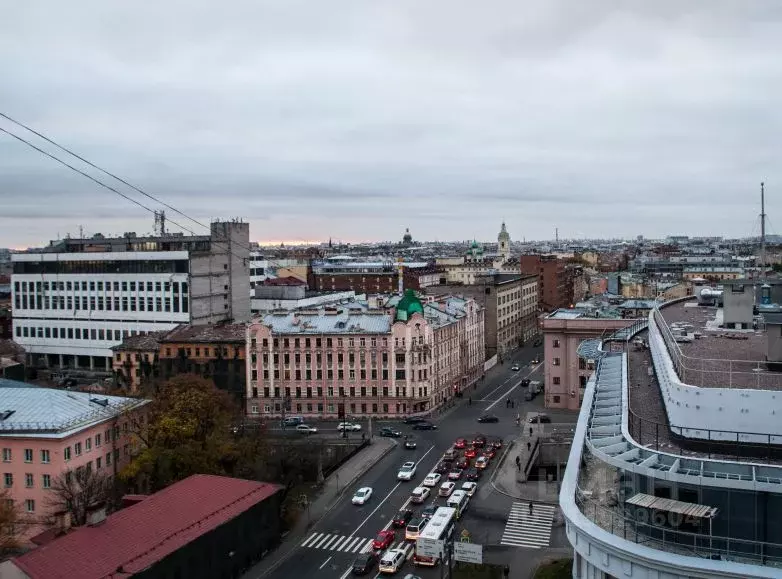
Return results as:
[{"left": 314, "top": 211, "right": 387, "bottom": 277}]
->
[{"left": 347, "top": 433, "right": 503, "bottom": 576}]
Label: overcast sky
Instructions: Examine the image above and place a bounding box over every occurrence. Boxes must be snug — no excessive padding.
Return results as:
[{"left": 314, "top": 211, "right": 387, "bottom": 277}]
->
[{"left": 1, "top": 1, "right": 781, "bottom": 248}]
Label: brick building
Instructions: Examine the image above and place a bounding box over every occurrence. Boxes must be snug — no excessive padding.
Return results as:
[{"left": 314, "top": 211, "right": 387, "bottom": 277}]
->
[{"left": 519, "top": 255, "right": 569, "bottom": 312}]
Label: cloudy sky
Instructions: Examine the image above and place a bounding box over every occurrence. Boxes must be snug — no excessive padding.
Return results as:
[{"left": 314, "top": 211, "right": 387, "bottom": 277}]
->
[{"left": 1, "top": 1, "right": 781, "bottom": 248}]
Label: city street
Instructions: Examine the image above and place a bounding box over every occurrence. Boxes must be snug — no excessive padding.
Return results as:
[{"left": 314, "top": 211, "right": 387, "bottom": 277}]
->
[{"left": 249, "top": 344, "right": 571, "bottom": 579}]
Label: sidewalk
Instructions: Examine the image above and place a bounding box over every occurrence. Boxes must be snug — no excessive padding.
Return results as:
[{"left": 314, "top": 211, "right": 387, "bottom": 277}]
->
[
  {"left": 491, "top": 424, "right": 560, "bottom": 506},
  {"left": 244, "top": 437, "right": 397, "bottom": 579}
]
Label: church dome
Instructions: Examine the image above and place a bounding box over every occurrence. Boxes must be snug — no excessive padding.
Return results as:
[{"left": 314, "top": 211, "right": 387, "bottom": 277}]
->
[
  {"left": 395, "top": 289, "right": 424, "bottom": 322},
  {"left": 402, "top": 228, "right": 413, "bottom": 244}
]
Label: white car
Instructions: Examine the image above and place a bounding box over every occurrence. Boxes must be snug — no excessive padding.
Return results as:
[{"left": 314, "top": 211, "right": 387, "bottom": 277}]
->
[
  {"left": 461, "top": 481, "right": 478, "bottom": 496},
  {"left": 397, "top": 461, "right": 417, "bottom": 481},
  {"left": 352, "top": 487, "right": 373, "bottom": 505},
  {"left": 511, "top": 363, "right": 520, "bottom": 371},
  {"left": 295, "top": 424, "right": 318, "bottom": 434},
  {"left": 422, "top": 473, "right": 442, "bottom": 487},
  {"left": 337, "top": 422, "right": 362, "bottom": 432},
  {"left": 379, "top": 549, "right": 406, "bottom": 574},
  {"left": 410, "top": 486, "right": 430, "bottom": 504},
  {"left": 439, "top": 481, "right": 455, "bottom": 497}
]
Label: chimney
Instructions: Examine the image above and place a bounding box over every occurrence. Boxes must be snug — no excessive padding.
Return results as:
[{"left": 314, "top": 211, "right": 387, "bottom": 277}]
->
[
  {"left": 53, "top": 509, "right": 72, "bottom": 535},
  {"left": 86, "top": 502, "right": 107, "bottom": 526}
]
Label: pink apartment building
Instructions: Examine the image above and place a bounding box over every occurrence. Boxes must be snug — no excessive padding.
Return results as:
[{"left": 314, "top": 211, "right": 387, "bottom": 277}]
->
[
  {"left": 541, "top": 309, "right": 638, "bottom": 410},
  {"left": 0, "top": 380, "right": 150, "bottom": 544},
  {"left": 245, "top": 290, "right": 484, "bottom": 419}
]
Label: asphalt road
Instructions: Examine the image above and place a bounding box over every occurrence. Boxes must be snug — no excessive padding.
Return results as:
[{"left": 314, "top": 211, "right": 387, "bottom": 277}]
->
[{"left": 262, "top": 345, "right": 551, "bottom": 579}]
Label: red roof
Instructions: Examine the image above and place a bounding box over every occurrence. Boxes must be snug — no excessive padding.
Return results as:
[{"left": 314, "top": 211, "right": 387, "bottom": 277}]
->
[{"left": 13, "top": 475, "right": 282, "bottom": 579}]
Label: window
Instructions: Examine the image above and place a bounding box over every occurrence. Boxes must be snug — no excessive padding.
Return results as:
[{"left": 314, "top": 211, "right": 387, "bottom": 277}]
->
[
  {"left": 42, "top": 474, "right": 51, "bottom": 489},
  {"left": 74, "top": 442, "right": 82, "bottom": 456},
  {"left": 2, "top": 448, "right": 10, "bottom": 462},
  {"left": 106, "top": 452, "right": 112, "bottom": 466},
  {"left": 553, "top": 358, "right": 560, "bottom": 366},
  {"left": 553, "top": 339, "right": 560, "bottom": 348},
  {"left": 3, "top": 473, "right": 12, "bottom": 487},
  {"left": 24, "top": 449, "right": 32, "bottom": 463},
  {"left": 553, "top": 377, "right": 561, "bottom": 385},
  {"left": 25, "top": 499, "right": 35, "bottom": 513},
  {"left": 64, "top": 447, "right": 71, "bottom": 460},
  {"left": 95, "top": 434, "right": 102, "bottom": 447},
  {"left": 25, "top": 473, "right": 34, "bottom": 488},
  {"left": 86, "top": 438, "right": 92, "bottom": 452}
]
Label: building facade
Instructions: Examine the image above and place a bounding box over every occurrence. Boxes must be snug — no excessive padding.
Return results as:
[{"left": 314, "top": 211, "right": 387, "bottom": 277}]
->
[
  {"left": 111, "top": 332, "right": 165, "bottom": 394},
  {"left": 519, "top": 254, "right": 569, "bottom": 312},
  {"left": 244, "top": 291, "right": 484, "bottom": 419},
  {"left": 308, "top": 259, "right": 431, "bottom": 294},
  {"left": 11, "top": 221, "right": 250, "bottom": 373},
  {"left": 0, "top": 382, "right": 149, "bottom": 543},
  {"left": 541, "top": 310, "right": 637, "bottom": 410}
]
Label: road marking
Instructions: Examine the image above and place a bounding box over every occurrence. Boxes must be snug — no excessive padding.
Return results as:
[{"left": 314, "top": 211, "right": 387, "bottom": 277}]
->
[
  {"left": 343, "top": 537, "right": 361, "bottom": 552},
  {"left": 332, "top": 536, "right": 350, "bottom": 551},
  {"left": 480, "top": 374, "right": 517, "bottom": 401},
  {"left": 314, "top": 533, "right": 334, "bottom": 548},
  {"left": 500, "top": 502, "right": 556, "bottom": 548},
  {"left": 318, "top": 556, "right": 332, "bottom": 569},
  {"left": 301, "top": 532, "right": 322, "bottom": 547},
  {"left": 324, "top": 535, "right": 342, "bottom": 549},
  {"left": 484, "top": 364, "right": 542, "bottom": 410}
]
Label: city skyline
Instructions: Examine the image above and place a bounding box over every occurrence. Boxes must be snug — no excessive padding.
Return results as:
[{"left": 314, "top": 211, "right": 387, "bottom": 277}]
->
[{"left": 2, "top": 1, "right": 781, "bottom": 247}]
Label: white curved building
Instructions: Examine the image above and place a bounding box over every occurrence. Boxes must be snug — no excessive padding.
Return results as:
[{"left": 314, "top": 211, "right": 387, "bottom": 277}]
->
[{"left": 560, "top": 296, "right": 782, "bottom": 578}]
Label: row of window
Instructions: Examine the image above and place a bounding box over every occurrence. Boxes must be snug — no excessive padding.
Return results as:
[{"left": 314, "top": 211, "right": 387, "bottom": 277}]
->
[
  {"left": 3, "top": 473, "right": 52, "bottom": 489},
  {"left": 3, "top": 498, "right": 37, "bottom": 514},
  {"left": 1, "top": 448, "right": 50, "bottom": 464},
  {"left": 251, "top": 368, "right": 418, "bottom": 382},
  {"left": 16, "top": 325, "right": 158, "bottom": 342},
  {"left": 250, "top": 401, "right": 415, "bottom": 415},
  {"left": 250, "top": 336, "right": 391, "bottom": 350},
  {"left": 15, "top": 280, "right": 189, "bottom": 294},
  {"left": 15, "top": 294, "right": 189, "bottom": 313},
  {"left": 250, "top": 385, "right": 428, "bottom": 398},
  {"left": 13, "top": 259, "right": 190, "bottom": 275}
]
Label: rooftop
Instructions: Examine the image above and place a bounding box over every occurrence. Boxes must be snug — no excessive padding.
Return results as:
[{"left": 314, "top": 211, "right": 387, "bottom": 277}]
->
[
  {"left": 161, "top": 323, "right": 247, "bottom": 344},
  {"left": 11, "top": 474, "right": 283, "bottom": 579},
  {"left": 547, "top": 306, "right": 623, "bottom": 320},
  {"left": 260, "top": 309, "right": 391, "bottom": 334},
  {"left": 262, "top": 276, "right": 307, "bottom": 286},
  {"left": 658, "top": 299, "right": 782, "bottom": 390},
  {"left": 0, "top": 383, "right": 149, "bottom": 438},
  {"left": 110, "top": 331, "right": 167, "bottom": 352}
]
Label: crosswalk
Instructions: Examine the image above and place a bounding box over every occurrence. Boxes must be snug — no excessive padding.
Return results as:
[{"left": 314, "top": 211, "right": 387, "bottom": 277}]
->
[
  {"left": 500, "top": 501, "right": 556, "bottom": 549},
  {"left": 301, "top": 533, "right": 375, "bottom": 553}
]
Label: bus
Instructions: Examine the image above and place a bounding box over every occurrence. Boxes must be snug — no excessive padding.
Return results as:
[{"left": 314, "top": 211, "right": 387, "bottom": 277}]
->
[{"left": 413, "top": 506, "right": 457, "bottom": 567}]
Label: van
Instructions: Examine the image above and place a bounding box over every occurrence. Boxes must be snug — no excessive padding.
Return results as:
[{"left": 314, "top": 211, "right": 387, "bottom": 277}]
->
[
  {"left": 378, "top": 549, "right": 406, "bottom": 574},
  {"left": 447, "top": 490, "right": 470, "bottom": 519},
  {"left": 281, "top": 416, "right": 304, "bottom": 427},
  {"left": 405, "top": 517, "right": 428, "bottom": 541},
  {"left": 443, "top": 447, "right": 458, "bottom": 461}
]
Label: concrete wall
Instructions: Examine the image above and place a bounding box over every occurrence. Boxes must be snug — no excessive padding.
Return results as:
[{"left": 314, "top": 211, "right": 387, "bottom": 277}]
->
[
  {"left": 252, "top": 285, "right": 306, "bottom": 300},
  {"left": 723, "top": 284, "right": 754, "bottom": 328}
]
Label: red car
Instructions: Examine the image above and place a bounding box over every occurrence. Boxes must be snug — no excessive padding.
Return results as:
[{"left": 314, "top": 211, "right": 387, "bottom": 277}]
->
[
  {"left": 372, "top": 529, "right": 396, "bottom": 551},
  {"left": 464, "top": 448, "right": 477, "bottom": 459},
  {"left": 456, "top": 457, "right": 470, "bottom": 470},
  {"left": 472, "top": 436, "right": 486, "bottom": 448},
  {"left": 483, "top": 447, "right": 497, "bottom": 459},
  {"left": 454, "top": 438, "right": 466, "bottom": 449}
]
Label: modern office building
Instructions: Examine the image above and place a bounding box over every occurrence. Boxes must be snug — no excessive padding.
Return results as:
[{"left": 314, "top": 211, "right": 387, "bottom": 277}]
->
[
  {"left": 11, "top": 221, "right": 249, "bottom": 373},
  {"left": 561, "top": 296, "right": 782, "bottom": 578},
  {"left": 244, "top": 290, "right": 484, "bottom": 419}
]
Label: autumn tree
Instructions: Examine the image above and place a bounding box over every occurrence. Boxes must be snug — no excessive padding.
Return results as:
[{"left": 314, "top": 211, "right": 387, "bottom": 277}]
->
[
  {"left": 0, "top": 489, "right": 19, "bottom": 555},
  {"left": 47, "top": 468, "right": 112, "bottom": 527},
  {"left": 120, "top": 374, "right": 243, "bottom": 492}
]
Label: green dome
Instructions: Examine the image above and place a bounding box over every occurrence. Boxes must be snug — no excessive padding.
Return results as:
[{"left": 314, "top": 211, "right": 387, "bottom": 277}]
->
[{"left": 395, "top": 289, "right": 424, "bottom": 322}]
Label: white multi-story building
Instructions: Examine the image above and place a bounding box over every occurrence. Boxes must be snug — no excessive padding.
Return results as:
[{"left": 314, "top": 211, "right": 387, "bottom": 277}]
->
[{"left": 11, "top": 221, "right": 249, "bottom": 372}]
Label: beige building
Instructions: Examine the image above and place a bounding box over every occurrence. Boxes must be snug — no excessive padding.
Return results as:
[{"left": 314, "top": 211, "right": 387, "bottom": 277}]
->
[
  {"left": 682, "top": 267, "right": 743, "bottom": 281},
  {"left": 520, "top": 274, "right": 540, "bottom": 344}
]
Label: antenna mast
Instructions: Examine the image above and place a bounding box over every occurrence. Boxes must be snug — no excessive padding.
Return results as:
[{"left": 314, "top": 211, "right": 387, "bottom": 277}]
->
[{"left": 761, "top": 182, "right": 767, "bottom": 281}]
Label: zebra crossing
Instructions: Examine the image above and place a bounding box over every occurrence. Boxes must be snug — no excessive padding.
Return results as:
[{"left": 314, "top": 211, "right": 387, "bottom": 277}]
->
[
  {"left": 300, "top": 532, "right": 375, "bottom": 553},
  {"left": 500, "top": 501, "right": 556, "bottom": 549}
]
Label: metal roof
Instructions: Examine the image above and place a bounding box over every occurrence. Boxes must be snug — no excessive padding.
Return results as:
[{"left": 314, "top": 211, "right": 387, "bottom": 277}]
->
[
  {"left": 626, "top": 493, "right": 718, "bottom": 519},
  {"left": 261, "top": 310, "right": 392, "bottom": 334}
]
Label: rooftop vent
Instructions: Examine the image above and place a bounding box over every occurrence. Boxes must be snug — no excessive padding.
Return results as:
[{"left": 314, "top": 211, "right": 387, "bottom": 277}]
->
[
  {"left": 90, "top": 398, "right": 109, "bottom": 407},
  {"left": 0, "top": 410, "right": 15, "bottom": 421}
]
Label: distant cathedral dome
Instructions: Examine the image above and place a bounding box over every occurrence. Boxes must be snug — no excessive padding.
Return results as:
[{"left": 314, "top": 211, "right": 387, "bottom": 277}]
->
[{"left": 402, "top": 228, "right": 413, "bottom": 245}]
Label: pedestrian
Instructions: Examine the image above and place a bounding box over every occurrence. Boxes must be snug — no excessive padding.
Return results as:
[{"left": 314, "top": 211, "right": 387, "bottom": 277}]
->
[
  {"left": 527, "top": 441, "right": 531, "bottom": 452},
  {"left": 529, "top": 426, "right": 533, "bottom": 437},
  {"left": 468, "top": 397, "right": 472, "bottom": 405},
  {"left": 515, "top": 455, "right": 521, "bottom": 471},
  {"left": 529, "top": 502, "right": 534, "bottom": 516}
]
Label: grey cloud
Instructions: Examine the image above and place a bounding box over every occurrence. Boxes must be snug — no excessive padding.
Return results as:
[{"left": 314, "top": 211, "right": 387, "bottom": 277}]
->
[{"left": 2, "top": 0, "right": 782, "bottom": 247}]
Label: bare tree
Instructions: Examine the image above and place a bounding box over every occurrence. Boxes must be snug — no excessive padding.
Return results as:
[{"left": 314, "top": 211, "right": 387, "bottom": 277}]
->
[
  {"left": 0, "top": 489, "right": 19, "bottom": 555},
  {"left": 47, "top": 468, "right": 113, "bottom": 527}
]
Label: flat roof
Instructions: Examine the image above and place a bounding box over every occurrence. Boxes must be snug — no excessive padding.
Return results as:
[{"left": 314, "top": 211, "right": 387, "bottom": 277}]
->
[
  {"left": 11, "top": 474, "right": 283, "bottom": 579},
  {"left": 658, "top": 299, "right": 782, "bottom": 390},
  {"left": 161, "top": 323, "right": 247, "bottom": 344}
]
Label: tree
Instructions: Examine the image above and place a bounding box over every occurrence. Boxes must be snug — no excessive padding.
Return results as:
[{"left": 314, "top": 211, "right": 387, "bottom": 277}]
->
[
  {"left": 0, "top": 489, "right": 19, "bottom": 555},
  {"left": 47, "top": 468, "right": 112, "bottom": 527},
  {"left": 120, "top": 374, "right": 242, "bottom": 492}
]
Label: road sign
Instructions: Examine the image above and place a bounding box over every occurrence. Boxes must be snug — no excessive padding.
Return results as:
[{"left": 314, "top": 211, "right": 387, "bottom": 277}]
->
[
  {"left": 454, "top": 542, "right": 483, "bottom": 565},
  {"left": 461, "top": 529, "right": 471, "bottom": 543},
  {"left": 416, "top": 538, "right": 443, "bottom": 559}
]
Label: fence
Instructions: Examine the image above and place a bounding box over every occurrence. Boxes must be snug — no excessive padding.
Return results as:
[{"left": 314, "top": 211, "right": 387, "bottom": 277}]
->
[{"left": 576, "top": 490, "right": 782, "bottom": 568}]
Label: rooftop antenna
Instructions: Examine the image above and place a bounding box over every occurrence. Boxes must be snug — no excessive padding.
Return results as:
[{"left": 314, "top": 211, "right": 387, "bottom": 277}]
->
[
  {"left": 761, "top": 182, "right": 767, "bottom": 281},
  {"left": 79, "top": 225, "right": 84, "bottom": 239},
  {"left": 154, "top": 210, "right": 166, "bottom": 236},
  {"left": 555, "top": 227, "right": 559, "bottom": 243}
]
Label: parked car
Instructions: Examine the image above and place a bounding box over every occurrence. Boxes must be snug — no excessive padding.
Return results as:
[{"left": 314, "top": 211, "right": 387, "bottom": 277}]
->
[
  {"left": 529, "top": 414, "right": 552, "bottom": 424},
  {"left": 379, "top": 427, "right": 402, "bottom": 438},
  {"left": 392, "top": 509, "right": 414, "bottom": 528},
  {"left": 338, "top": 422, "right": 362, "bottom": 432},
  {"left": 351, "top": 552, "right": 378, "bottom": 575},
  {"left": 281, "top": 416, "right": 304, "bottom": 427},
  {"left": 352, "top": 487, "right": 373, "bottom": 505},
  {"left": 295, "top": 424, "right": 318, "bottom": 434},
  {"left": 413, "top": 421, "right": 437, "bottom": 431}
]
